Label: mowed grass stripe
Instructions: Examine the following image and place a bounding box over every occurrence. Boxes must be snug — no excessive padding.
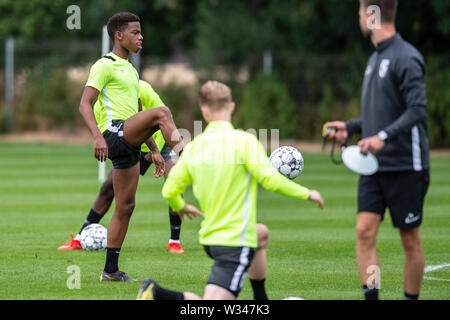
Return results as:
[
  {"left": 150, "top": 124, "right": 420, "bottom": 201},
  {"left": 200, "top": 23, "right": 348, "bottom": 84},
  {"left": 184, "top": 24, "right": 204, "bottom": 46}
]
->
[{"left": 0, "top": 142, "right": 449, "bottom": 300}]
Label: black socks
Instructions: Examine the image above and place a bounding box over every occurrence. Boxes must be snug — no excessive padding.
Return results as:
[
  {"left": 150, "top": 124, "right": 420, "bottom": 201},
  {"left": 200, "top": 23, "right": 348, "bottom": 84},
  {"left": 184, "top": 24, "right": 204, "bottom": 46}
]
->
[
  {"left": 79, "top": 208, "right": 103, "bottom": 234},
  {"left": 250, "top": 279, "right": 268, "bottom": 300},
  {"left": 363, "top": 286, "right": 420, "bottom": 300},
  {"left": 404, "top": 292, "right": 419, "bottom": 300},
  {"left": 363, "top": 285, "right": 379, "bottom": 300},
  {"left": 153, "top": 282, "right": 184, "bottom": 300},
  {"left": 169, "top": 212, "right": 182, "bottom": 241},
  {"left": 104, "top": 247, "right": 121, "bottom": 273}
]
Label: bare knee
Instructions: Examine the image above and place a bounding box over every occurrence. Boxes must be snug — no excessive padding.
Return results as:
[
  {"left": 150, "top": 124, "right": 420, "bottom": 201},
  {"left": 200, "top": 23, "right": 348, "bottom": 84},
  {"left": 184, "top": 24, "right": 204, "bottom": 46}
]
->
[
  {"left": 400, "top": 229, "right": 423, "bottom": 255},
  {"left": 356, "top": 223, "right": 377, "bottom": 244},
  {"left": 257, "top": 224, "right": 270, "bottom": 250},
  {"left": 117, "top": 198, "right": 135, "bottom": 218}
]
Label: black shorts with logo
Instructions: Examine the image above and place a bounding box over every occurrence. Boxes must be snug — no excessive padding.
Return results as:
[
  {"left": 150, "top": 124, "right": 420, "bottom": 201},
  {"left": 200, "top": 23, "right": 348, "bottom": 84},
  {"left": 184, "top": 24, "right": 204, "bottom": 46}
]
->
[
  {"left": 139, "top": 145, "right": 178, "bottom": 176},
  {"left": 203, "top": 245, "right": 255, "bottom": 297},
  {"left": 358, "top": 170, "right": 430, "bottom": 229},
  {"left": 103, "top": 120, "right": 141, "bottom": 170}
]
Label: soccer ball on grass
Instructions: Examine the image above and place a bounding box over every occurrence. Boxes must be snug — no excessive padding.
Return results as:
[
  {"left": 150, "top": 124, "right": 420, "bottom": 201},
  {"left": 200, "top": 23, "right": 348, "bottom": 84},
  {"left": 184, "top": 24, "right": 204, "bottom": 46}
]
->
[{"left": 80, "top": 223, "right": 107, "bottom": 251}]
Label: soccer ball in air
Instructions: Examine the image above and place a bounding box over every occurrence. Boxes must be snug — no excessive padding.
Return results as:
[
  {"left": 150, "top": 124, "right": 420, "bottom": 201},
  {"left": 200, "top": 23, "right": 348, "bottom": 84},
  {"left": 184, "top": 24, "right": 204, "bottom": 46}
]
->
[
  {"left": 269, "top": 146, "right": 304, "bottom": 180},
  {"left": 80, "top": 224, "right": 107, "bottom": 251}
]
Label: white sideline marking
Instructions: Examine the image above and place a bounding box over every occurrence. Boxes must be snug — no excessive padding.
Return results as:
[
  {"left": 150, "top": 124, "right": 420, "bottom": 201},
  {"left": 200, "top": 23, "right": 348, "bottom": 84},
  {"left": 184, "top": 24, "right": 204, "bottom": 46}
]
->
[
  {"left": 423, "top": 263, "right": 450, "bottom": 282},
  {"left": 423, "top": 276, "right": 450, "bottom": 282}
]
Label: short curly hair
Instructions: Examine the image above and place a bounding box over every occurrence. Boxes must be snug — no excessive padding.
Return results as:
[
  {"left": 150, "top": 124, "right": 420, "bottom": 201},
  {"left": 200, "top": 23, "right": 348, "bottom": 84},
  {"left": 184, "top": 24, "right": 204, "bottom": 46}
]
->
[{"left": 107, "top": 12, "right": 140, "bottom": 41}]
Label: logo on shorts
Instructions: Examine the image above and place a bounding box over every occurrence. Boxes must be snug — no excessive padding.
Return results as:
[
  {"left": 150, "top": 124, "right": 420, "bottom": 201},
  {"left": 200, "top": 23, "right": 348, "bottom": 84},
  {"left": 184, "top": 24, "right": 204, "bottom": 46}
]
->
[
  {"left": 379, "top": 59, "right": 391, "bottom": 78},
  {"left": 405, "top": 212, "right": 420, "bottom": 224}
]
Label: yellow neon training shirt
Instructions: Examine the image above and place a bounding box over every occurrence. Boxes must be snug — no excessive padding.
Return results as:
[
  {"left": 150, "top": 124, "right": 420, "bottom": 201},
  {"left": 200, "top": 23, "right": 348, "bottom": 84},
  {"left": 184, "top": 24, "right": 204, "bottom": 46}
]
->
[
  {"left": 93, "top": 79, "right": 166, "bottom": 152},
  {"left": 162, "top": 121, "right": 311, "bottom": 248},
  {"left": 86, "top": 52, "right": 140, "bottom": 134}
]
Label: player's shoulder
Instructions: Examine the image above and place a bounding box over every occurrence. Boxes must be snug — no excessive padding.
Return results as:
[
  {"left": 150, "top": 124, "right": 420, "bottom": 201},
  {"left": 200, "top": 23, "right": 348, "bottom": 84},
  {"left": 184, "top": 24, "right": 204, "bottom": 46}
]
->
[
  {"left": 139, "top": 79, "right": 156, "bottom": 94},
  {"left": 190, "top": 126, "right": 258, "bottom": 146},
  {"left": 97, "top": 54, "right": 117, "bottom": 65},
  {"left": 392, "top": 36, "right": 424, "bottom": 63},
  {"left": 234, "top": 129, "right": 260, "bottom": 144},
  {"left": 90, "top": 55, "right": 115, "bottom": 72}
]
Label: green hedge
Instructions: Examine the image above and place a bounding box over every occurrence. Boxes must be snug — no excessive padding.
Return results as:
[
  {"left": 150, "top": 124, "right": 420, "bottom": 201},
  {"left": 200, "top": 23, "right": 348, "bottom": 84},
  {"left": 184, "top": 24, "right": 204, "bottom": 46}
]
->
[
  {"left": 15, "top": 67, "right": 83, "bottom": 131},
  {"left": 4, "top": 56, "right": 450, "bottom": 148}
]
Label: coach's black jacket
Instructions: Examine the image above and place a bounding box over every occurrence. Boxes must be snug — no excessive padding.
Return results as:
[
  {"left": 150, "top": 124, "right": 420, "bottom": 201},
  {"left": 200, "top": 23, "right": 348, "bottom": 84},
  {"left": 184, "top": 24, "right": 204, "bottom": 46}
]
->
[{"left": 346, "top": 33, "right": 430, "bottom": 172}]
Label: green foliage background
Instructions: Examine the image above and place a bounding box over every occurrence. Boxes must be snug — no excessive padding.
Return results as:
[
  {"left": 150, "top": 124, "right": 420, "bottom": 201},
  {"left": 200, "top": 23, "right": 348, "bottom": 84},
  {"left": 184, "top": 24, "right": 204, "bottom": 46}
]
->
[{"left": 0, "top": 0, "right": 449, "bottom": 146}]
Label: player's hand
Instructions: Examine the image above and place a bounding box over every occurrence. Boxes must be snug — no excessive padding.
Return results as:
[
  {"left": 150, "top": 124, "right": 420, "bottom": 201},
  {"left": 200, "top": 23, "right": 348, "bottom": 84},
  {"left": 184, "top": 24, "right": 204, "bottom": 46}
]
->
[
  {"left": 177, "top": 204, "right": 204, "bottom": 222},
  {"left": 358, "top": 135, "right": 385, "bottom": 155},
  {"left": 151, "top": 151, "right": 165, "bottom": 178},
  {"left": 308, "top": 190, "right": 324, "bottom": 209},
  {"left": 323, "top": 121, "right": 348, "bottom": 141},
  {"left": 94, "top": 135, "right": 108, "bottom": 162}
]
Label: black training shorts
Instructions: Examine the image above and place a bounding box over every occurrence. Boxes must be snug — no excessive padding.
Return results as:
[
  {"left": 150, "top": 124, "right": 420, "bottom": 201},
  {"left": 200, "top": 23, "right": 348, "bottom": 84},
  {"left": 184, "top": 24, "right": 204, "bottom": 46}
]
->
[
  {"left": 358, "top": 170, "right": 430, "bottom": 229},
  {"left": 203, "top": 245, "right": 255, "bottom": 297},
  {"left": 103, "top": 120, "right": 141, "bottom": 170}
]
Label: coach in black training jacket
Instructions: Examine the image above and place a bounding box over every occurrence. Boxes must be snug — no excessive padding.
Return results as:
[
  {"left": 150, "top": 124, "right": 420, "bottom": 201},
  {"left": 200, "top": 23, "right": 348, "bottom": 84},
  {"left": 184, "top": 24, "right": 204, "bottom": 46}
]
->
[
  {"left": 323, "top": 0, "right": 430, "bottom": 301},
  {"left": 346, "top": 33, "right": 430, "bottom": 172}
]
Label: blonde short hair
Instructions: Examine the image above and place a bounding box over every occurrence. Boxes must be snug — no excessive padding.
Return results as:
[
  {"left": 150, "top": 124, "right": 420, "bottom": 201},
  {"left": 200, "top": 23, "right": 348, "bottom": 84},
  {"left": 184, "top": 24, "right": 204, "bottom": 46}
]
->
[{"left": 199, "top": 81, "right": 232, "bottom": 110}]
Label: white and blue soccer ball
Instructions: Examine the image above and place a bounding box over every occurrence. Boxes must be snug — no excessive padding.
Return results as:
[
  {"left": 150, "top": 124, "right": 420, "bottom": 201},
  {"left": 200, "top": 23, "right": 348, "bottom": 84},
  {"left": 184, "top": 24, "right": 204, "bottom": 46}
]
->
[
  {"left": 269, "top": 146, "right": 304, "bottom": 180},
  {"left": 80, "top": 224, "right": 107, "bottom": 251}
]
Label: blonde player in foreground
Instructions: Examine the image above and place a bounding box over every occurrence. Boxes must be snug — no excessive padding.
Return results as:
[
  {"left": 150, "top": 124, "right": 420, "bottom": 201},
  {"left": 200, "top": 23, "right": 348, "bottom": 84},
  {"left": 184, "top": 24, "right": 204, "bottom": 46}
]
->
[{"left": 137, "top": 81, "right": 324, "bottom": 300}]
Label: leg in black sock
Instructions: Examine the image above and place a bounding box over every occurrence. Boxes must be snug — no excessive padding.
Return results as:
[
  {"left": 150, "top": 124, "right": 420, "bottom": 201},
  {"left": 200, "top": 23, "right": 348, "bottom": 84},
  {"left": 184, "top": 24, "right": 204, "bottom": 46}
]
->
[
  {"left": 169, "top": 209, "right": 182, "bottom": 241},
  {"left": 250, "top": 279, "right": 268, "bottom": 300},
  {"left": 404, "top": 292, "right": 419, "bottom": 300},
  {"left": 153, "top": 282, "right": 184, "bottom": 300},
  {"left": 363, "top": 285, "right": 379, "bottom": 300},
  {"left": 104, "top": 247, "right": 121, "bottom": 273},
  {"left": 79, "top": 208, "right": 104, "bottom": 235}
]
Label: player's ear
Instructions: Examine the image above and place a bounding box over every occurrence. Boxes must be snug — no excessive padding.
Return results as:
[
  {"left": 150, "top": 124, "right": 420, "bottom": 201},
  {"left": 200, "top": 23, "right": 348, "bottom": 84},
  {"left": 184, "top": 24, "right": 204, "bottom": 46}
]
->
[
  {"left": 229, "top": 102, "right": 236, "bottom": 115},
  {"left": 200, "top": 105, "right": 210, "bottom": 122},
  {"left": 115, "top": 30, "right": 123, "bottom": 41}
]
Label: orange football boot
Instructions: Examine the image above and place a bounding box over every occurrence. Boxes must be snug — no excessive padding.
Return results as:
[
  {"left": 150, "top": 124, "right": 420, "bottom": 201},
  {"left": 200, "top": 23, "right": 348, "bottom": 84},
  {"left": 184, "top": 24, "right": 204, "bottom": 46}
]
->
[
  {"left": 57, "top": 232, "right": 82, "bottom": 250},
  {"left": 166, "top": 242, "right": 184, "bottom": 254}
]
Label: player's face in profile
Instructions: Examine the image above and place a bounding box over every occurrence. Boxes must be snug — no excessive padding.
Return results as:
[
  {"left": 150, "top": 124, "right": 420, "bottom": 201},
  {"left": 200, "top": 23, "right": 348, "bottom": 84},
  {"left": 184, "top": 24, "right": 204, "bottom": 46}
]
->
[
  {"left": 120, "top": 21, "right": 143, "bottom": 53},
  {"left": 359, "top": 2, "right": 372, "bottom": 38}
]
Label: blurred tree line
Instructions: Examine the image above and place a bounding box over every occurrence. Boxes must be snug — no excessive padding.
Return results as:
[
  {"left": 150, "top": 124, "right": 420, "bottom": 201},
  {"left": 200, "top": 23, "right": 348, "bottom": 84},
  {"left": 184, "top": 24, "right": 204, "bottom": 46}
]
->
[{"left": 0, "top": 0, "right": 449, "bottom": 147}]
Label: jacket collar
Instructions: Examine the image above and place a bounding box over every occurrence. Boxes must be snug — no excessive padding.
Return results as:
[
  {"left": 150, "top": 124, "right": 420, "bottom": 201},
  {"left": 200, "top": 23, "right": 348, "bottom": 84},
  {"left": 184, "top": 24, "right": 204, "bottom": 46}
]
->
[{"left": 376, "top": 33, "right": 401, "bottom": 52}]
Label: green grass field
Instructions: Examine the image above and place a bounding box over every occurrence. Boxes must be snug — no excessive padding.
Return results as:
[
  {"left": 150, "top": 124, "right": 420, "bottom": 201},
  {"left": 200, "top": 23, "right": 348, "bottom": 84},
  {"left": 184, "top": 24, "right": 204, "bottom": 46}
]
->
[{"left": 0, "top": 142, "right": 449, "bottom": 300}]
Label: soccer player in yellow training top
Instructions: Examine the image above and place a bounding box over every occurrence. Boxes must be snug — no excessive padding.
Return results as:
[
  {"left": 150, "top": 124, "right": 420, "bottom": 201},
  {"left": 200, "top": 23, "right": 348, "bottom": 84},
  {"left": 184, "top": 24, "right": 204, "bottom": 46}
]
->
[
  {"left": 137, "top": 81, "right": 324, "bottom": 300},
  {"left": 79, "top": 12, "right": 184, "bottom": 282}
]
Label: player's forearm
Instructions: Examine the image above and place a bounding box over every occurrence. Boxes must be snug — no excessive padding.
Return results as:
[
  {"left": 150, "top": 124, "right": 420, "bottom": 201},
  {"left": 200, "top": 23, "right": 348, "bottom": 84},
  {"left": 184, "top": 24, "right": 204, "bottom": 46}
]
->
[
  {"left": 247, "top": 161, "right": 310, "bottom": 200},
  {"left": 346, "top": 118, "right": 362, "bottom": 136},
  {"left": 145, "top": 136, "right": 159, "bottom": 153},
  {"left": 260, "top": 170, "right": 310, "bottom": 200},
  {"left": 383, "top": 105, "right": 427, "bottom": 139},
  {"left": 79, "top": 102, "right": 102, "bottom": 138},
  {"left": 161, "top": 183, "right": 185, "bottom": 212},
  {"left": 161, "top": 162, "right": 192, "bottom": 211}
]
